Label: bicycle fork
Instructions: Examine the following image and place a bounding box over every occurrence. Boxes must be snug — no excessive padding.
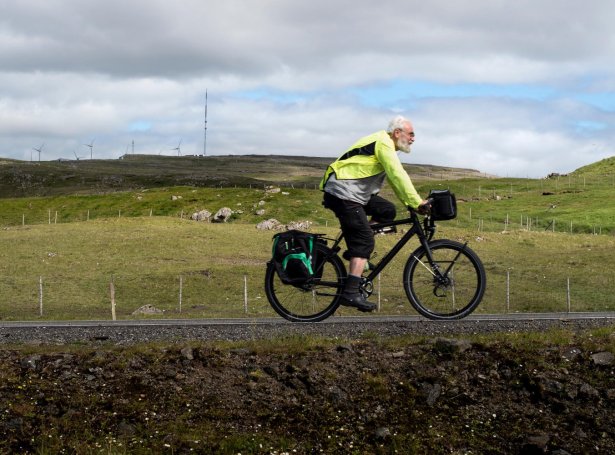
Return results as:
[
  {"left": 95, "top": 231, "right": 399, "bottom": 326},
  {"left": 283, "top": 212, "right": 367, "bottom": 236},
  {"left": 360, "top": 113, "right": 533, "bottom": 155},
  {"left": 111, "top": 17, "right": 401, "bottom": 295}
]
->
[{"left": 415, "top": 241, "right": 470, "bottom": 297}]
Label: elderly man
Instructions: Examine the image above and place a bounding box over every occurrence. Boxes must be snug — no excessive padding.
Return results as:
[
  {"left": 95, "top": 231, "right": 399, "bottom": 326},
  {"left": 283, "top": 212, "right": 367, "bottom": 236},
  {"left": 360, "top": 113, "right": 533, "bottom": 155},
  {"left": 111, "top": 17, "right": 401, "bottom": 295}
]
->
[{"left": 320, "top": 115, "right": 430, "bottom": 312}]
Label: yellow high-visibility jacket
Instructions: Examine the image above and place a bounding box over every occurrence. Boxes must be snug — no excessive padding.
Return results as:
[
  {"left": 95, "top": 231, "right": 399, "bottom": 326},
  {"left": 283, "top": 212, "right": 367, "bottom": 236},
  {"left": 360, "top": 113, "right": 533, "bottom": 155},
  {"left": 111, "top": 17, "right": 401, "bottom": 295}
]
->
[{"left": 320, "top": 130, "right": 422, "bottom": 208}]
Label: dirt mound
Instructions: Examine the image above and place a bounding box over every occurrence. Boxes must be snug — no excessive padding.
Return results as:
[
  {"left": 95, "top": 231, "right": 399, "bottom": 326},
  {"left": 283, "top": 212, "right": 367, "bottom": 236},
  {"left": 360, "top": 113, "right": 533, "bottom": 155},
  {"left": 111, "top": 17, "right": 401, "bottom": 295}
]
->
[{"left": 1, "top": 336, "right": 614, "bottom": 453}]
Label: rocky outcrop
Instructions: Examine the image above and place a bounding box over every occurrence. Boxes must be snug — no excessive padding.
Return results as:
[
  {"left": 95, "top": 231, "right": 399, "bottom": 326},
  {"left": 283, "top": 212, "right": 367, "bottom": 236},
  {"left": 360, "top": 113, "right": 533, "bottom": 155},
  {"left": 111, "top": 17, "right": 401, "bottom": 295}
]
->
[
  {"left": 191, "top": 210, "right": 211, "bottom": 222},
  {"left": 212, "top": 207, "right": 233, "bottom": 223},
  {"left": 256, "top": 219, "right": 313, "bottom": 231}
]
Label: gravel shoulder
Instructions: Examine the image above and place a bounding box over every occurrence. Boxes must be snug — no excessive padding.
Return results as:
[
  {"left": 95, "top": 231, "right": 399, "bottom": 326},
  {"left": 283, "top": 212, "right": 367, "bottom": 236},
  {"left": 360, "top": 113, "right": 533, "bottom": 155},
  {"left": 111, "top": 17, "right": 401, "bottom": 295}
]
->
[{"left": 1, "top": 315, "right": 614, "bottom": 345}]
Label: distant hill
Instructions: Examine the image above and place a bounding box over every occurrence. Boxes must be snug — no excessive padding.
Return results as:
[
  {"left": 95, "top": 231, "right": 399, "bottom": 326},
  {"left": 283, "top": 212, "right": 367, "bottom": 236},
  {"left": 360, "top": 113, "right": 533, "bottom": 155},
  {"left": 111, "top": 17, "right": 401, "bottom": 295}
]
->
[
  {"left": 0, "top": 154, "right": 485, "bottom": 198},
  {"left": 571, "top": 156, "right": 615, "bottom": 176}
]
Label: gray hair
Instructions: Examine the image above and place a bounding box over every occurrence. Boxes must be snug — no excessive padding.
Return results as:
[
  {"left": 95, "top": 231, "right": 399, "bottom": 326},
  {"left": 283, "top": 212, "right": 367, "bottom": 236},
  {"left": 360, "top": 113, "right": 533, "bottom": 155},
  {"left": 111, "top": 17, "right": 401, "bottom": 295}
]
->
[{"left": 386, "top": 115, "right": 410, "bottom": 133}]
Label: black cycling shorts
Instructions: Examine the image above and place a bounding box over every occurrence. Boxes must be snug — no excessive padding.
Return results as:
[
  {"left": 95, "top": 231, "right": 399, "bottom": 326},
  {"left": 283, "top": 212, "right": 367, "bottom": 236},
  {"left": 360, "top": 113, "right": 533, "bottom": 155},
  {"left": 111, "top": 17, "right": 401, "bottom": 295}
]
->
[{"left": 322, "top": 192, "right": 396, "bottom": 259}]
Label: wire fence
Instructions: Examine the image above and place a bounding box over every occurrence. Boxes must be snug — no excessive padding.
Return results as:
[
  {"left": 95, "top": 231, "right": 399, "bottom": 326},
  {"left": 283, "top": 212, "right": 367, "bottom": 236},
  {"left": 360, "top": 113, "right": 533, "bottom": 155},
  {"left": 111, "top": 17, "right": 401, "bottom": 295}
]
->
[
  {"left": 2, "top": 263, "right": 614, "bottom": 322},
  {"left": 3, "top": 174, "right": 615, "bottom": 320}
]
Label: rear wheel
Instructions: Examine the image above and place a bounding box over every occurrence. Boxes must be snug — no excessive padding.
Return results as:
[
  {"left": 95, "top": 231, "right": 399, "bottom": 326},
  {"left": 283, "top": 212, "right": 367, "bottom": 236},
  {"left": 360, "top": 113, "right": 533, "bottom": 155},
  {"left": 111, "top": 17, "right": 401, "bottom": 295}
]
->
[
  {"left": 265, "top": 243, "right": 345, "bottom": 322},
  {"left": 403, "top": 239, "right": 486, "bottom": 320}
]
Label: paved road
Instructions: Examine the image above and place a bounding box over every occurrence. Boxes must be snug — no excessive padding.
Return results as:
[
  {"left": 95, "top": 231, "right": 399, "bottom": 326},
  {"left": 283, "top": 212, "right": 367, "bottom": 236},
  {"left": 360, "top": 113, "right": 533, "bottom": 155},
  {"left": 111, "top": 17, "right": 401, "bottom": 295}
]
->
[{"left": 1, "top": 313, "right": 614, "bottom": 345}]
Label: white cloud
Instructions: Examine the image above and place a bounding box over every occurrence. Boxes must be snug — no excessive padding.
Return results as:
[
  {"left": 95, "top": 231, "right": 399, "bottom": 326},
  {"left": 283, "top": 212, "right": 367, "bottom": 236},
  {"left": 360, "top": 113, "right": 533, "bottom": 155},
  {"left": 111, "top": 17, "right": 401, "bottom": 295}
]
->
[{"left": 1, "top": 0, "right": 615, "bottom": 176}]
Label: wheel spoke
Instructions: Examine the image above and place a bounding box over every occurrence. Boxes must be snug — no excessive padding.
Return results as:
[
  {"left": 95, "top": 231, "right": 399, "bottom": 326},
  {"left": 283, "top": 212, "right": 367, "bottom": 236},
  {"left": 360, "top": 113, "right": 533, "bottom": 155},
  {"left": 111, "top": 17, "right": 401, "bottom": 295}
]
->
[
  {"left": 404, "top": 240, "right": 485, "bottom": 320},
  {"left": 265, "top": 244, "right": 344, "bottom": 322}
]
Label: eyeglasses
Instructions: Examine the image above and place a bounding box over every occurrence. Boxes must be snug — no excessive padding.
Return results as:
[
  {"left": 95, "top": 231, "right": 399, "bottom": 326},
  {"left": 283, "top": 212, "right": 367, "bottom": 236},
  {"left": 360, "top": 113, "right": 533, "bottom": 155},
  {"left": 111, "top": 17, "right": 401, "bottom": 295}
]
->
[{"left": 397, "top": 128, "right": 415, "bottom": 138}]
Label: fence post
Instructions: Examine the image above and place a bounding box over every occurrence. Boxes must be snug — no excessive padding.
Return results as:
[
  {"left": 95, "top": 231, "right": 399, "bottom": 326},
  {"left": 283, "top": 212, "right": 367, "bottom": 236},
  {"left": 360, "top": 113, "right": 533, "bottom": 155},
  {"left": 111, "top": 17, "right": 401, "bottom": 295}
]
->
[
  {"left": 110, "top": 277, "right": 116, "bottom": 321},
  {"left": 39, "top": 276, "right": 43, "bottom": 317},
  {"left": 506, "top": 270, "right": 510, "bottom": 314},
  {"left": 377, "top": 273, "right": 381, "bottom": 311},
  {"left": 243, "top": 275, "right": 249, "bottom": 313},
  {"left": 566, "top": 277, "right": 571, "bottom": 313},
  {"left": 179, "top": 275, "right": 183, "bottom": 313}
]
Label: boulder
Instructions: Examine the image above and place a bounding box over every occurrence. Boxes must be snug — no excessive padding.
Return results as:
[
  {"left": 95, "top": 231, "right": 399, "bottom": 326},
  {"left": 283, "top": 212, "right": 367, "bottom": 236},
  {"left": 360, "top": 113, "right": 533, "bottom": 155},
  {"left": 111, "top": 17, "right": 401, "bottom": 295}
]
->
[
  {"left": 286, "top": 220, "right": 313, "bottom": 230},
  {"left": 256, "top": 219, "right": 313, "bottom": 231},
  {"left": 21, "top": 354, "right": 42, "bottom": 371},
  {"left": 213, "top": 207, "right": 233, "bottom": 223},
  {"left": 433, "top": 338, "right": 472, "bottom": 354},
  {"left": 591, "top": 351, "right": 614, "bottom": 366},
  {"left": 256, "top": 219, "right": 284, "bottom": 230},
  {"left": 132, "top": 304, "right": 163, "bottom": 315},
  {"left": 180, "top": 347, "right": 194, "bottom": 360},
  {"left": 191, "top": 210, "right": 211, "bottom": 222}
]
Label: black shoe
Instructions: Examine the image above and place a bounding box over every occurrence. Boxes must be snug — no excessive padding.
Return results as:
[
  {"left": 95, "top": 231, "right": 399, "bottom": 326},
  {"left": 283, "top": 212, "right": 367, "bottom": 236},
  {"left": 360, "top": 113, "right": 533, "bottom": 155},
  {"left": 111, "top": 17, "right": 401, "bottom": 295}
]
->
[{"left": 339, "top": 292, "right": 376, "bottom": 312}]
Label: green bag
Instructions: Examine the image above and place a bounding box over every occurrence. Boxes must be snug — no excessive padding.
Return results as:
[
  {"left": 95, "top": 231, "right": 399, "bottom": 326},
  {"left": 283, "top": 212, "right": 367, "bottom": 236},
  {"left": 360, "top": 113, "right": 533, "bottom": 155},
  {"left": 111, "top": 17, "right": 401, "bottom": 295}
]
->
[{"left": 271, "top": 230, "right": 319, "bottom": 285}]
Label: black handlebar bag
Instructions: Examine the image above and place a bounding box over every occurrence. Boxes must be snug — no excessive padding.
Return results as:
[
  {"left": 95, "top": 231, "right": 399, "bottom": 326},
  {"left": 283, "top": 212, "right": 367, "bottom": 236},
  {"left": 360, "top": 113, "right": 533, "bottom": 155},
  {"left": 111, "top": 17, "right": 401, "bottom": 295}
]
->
[{"left": 428, "top": 189, "right": 457, "bottom": 220}]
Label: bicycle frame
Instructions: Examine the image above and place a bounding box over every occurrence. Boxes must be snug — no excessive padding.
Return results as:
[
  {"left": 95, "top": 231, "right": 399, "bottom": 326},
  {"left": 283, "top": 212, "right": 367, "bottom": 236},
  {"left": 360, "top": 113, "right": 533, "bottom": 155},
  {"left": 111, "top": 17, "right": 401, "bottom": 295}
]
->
[
  {"left": 326, "top": 211, "right": 438, "bottom": 282},
  {"left": 266, "top": 209, "right": 486, "bottom": 322}
]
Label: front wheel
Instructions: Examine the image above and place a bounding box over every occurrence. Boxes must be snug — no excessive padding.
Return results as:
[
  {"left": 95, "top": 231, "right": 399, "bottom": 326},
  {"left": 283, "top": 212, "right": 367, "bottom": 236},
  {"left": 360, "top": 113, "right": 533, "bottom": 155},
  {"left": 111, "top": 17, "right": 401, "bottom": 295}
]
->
[
  {"left": 265, "top": 243, "right": 346, "bottom": 322},
  {"left": 403, "top": 239, "right": 486, "bottom": 320}
]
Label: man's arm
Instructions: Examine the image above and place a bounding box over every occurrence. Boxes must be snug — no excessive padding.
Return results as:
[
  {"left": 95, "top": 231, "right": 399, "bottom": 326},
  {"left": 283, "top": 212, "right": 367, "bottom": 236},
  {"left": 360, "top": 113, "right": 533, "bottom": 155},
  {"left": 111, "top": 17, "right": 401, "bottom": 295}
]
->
[{"left": 376, "top": 145, "right": 423, "bottom": 208}]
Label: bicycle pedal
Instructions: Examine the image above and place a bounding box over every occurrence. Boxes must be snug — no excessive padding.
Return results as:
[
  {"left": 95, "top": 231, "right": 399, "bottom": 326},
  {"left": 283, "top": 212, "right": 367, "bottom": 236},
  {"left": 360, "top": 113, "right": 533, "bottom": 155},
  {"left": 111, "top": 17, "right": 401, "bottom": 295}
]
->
[{"left": 375, "top": 226, "right": 397, "bottom": 235}]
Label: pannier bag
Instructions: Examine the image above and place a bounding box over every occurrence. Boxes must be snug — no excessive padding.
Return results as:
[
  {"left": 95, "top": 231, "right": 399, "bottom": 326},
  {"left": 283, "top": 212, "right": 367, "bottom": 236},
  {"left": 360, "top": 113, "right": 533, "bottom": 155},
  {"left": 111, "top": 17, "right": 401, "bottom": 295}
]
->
[
  {"left": 271, "top": 230, "right": 321, "bottom": 285},
  {"left": 428, "top": 189, "right": 457, "bottom": 220}
]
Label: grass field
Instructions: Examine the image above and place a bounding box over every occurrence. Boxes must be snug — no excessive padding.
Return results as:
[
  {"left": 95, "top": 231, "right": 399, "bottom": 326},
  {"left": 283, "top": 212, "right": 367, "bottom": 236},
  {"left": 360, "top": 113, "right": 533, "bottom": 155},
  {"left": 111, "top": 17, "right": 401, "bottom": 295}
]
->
[
  {"left": 1, "top": 154, "right": 615, "bottom": 321},
  {"left": 1, "top": 217, "right": 614, "bottom": 321}
]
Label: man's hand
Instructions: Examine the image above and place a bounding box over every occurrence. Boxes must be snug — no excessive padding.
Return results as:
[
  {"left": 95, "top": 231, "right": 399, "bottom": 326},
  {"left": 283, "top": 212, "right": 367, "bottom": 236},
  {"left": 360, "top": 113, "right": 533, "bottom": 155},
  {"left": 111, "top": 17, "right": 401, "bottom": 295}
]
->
[{"left": 416, "top": 199, "right": 431, "bottom": 215}]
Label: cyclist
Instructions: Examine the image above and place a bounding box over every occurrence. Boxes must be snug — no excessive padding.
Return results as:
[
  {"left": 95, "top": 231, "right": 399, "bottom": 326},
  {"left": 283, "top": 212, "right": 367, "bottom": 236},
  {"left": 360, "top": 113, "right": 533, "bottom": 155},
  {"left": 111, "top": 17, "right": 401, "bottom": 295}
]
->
[{"left": 320, "top": 115, "right": 430, "bottom": 312}]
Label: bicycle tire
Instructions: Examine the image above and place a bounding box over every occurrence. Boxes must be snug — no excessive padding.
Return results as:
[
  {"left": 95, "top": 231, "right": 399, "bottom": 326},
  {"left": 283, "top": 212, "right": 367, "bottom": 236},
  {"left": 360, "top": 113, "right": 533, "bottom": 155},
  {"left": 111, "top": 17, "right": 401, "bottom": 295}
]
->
[
  {"left": 403, "top": 239, "right": 486, "bottom": 320},
  {"left": 265, "top": 243, "right": 346, "bottom": 322}
]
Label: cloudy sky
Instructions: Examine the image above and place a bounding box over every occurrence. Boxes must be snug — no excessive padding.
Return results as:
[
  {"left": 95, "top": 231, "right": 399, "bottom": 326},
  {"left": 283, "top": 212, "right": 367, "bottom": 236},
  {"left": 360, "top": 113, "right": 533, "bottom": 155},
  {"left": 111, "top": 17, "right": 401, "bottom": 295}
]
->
[{"left": 1, "top": 0, "right": 614, "bottom": 177}]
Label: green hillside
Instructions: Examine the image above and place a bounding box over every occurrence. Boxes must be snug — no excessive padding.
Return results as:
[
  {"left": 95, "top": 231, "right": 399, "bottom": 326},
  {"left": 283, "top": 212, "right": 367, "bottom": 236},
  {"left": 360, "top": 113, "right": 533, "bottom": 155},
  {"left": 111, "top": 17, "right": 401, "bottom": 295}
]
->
[
  {"left": 1, "top": 162, "right": 614, "bottom": 235},
  {"left": 572, "top": 155, "right": 615, "bottom": 177},
  {"left": 1, "top": 154, "right": 615, "bottom": 321}
]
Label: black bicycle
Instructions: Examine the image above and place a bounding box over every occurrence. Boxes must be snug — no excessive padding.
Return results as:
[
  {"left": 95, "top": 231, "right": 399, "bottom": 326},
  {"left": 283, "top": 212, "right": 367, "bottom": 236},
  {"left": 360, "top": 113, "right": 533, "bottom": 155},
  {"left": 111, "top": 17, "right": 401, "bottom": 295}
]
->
[{"left": 264, "top": 209, "right": 486, "bottom": 322}]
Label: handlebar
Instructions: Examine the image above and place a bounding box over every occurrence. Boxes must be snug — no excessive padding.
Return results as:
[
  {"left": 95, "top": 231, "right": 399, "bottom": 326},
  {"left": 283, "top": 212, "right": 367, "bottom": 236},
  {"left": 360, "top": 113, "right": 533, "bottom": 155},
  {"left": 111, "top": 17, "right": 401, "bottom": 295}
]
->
[
  {"left": 407, "top": 200, "right": 437, "bottom": 241},
  {"left": 408, "top": 198, "right": 434, "bottom": 216}
]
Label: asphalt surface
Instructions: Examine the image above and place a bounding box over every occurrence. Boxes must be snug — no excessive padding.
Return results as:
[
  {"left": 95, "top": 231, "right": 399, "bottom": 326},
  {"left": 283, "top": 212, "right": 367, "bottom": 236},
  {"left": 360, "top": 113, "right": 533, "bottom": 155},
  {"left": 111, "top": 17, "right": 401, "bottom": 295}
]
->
[{"left": 1, "top": 313, "right": 614, "bottom": 345}]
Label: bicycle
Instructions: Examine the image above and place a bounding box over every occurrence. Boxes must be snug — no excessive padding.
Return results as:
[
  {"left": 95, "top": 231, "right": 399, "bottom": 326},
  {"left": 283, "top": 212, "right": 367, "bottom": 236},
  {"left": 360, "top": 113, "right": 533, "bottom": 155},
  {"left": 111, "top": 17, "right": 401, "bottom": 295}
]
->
[{"left": 264, "top": 207, "right": 486, "bottom": 322}]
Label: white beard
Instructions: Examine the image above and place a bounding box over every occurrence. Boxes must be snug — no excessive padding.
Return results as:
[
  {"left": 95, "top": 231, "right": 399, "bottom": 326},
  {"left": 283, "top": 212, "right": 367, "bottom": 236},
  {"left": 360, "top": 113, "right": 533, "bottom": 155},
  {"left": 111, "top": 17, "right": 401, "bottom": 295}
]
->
[{"left": 397, "top": 137, "right": 412, "bottom": 153}]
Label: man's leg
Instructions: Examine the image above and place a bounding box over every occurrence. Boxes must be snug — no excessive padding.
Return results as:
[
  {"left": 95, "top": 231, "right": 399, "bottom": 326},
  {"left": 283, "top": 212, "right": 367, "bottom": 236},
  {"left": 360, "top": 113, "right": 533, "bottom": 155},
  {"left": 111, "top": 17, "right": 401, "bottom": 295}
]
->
[
  {"left": 322, "top": 192, "right": 376, "bottom": 312},
  {"left": 349, "top": 257, "right": 368, "bottom": 276},
  {"left": 332, "top": 202, "right": 376, "bottom": 312},
  {"left": 365, "top": 195, "right": 396, "bottom": 223}
]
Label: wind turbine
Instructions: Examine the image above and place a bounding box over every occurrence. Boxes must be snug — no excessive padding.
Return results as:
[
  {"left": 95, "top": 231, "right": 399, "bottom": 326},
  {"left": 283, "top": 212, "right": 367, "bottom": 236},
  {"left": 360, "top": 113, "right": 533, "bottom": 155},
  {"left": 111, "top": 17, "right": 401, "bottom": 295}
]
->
[
  {"left": 203, "top": 89, "right": 208, "bottom": 157},
  {"left": 84, "top": 139, "right": 94, "bottom": 159},
  {"left": 32, "top": 143, "right": 44, "bottom": 162},
  {"left": 172, "top": 139, "right": 182, "bottom": 156},
  {"left": 124, "top": 140, "right": 134, "bottom": 156},
  {"left": 73, "top": 151, "right": 85, "bottom": 161}
]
